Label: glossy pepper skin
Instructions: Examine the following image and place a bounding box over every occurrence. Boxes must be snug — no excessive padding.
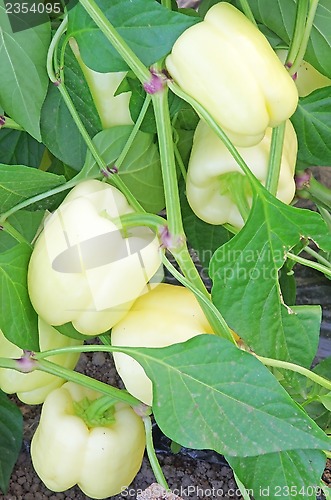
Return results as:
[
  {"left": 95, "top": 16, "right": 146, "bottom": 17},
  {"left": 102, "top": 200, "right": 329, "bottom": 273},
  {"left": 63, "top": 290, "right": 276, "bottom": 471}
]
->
[
  {"left": 166, "top": 2, "right": 298, "bottom": 147},
  {"left": 0, "top": 319, "right": 81, "bottom": 404},
  {"left": 28, "top": 180, "right": 162, "bottom": 336},
  {"left": 111, "top": 283, "right": 214, "bottom": 406},
  {"left": 186, "top": 119, "right": 298, "bottom": 228},
  {"left": 31, "top": 382, "right": 145, "bottom": 499},
  {"left": 69, "top": 39, "right": 133, "bottom": 128}
]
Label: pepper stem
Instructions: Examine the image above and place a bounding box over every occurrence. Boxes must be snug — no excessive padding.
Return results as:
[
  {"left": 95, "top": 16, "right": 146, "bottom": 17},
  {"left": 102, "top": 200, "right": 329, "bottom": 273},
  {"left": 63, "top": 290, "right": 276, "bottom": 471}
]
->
[
  {"left": 265, "top": 122, "right": 286, "bottom": 197},
  {"left": 224, "top": 172, "right": 251, "bottom": 222},
  {"left": 78, "top": 0, "right": 150, "bottom": 84},
  {"left": 143, "top": 415, "right": 169, "bottom": 490},
  {"left": 74, "top": 395, "right": 117, "bottom": 427},
  {"left": 297, "top": 171, "right": 331, "bottom": 212},
  {"left": 257, "top": 355, "right": 331, "bottom": 391},
  {"left": 34, "top": 357, "right": 144, "bottom": 408}
]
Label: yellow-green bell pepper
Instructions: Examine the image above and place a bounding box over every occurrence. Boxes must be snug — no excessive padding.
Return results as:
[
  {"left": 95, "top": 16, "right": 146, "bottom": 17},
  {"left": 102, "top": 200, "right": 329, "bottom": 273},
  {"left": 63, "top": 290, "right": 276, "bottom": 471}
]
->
[
  {"left": 111, "top": 283, "right": 214, "bottom": 406},
  {"left": 186, "top": 119, "right": 298, "bottom": 228},
  {"left": 69, "top": 38, "right": 133, "bottom": 128},
  {"left": 0, "top": 319, "right": 81, "bottom": 404},
  {"left": 31, "top": 382, "right": 145, "bottom": 498},
  {"left": 28, "top": 180, "right": 162, "bottom": 336},
  {"left": 166, "top": 3, "right": 298, "bottom": 147}
]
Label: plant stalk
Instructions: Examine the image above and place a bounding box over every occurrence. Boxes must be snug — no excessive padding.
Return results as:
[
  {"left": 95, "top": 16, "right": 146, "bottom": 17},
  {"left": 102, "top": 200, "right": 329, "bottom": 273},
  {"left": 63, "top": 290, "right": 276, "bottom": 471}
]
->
[
  {"left": 143, "top": 416, "right": 169, "bottom": 490},
  {"left": 257, "top": 355, "right": 331, "bottom": 391},
  {"left": 265, "top": 122, "right": 286, "bottom": 196},
  {"left": 78, "top": 0, "right": 150, "bottom": 84}
]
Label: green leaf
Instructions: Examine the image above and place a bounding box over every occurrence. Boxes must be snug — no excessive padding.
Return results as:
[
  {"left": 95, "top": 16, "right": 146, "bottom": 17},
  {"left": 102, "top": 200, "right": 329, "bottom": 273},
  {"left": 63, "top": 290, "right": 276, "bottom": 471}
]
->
[
  {"left": 0, "top": 391, "right": 23, "bottom": 494},
  {"left": 198, "top": 0, "right": 228, "bottom": 17},
  {"left": 209, "top": 194, "right": 331, "bottom": 366},
  {"left": 67, "top": 0, "right": 200, "bottom": 72},
  {"left": 180, "top": 186, "right": 231, "bottom": 272},
  {"left": 0, "top": 243, "right": 39, "bottom": 350},
  {"left": 120, "top": 335, "right": 330, "bottom": 457},
  {"left": 0, "top": 129, "right": 45, "bottom": 167},
  {"left": 244, "top": 0, "right": 331, "bottom": 78},
  {"left": 0, "top": 164, "right": 65, "bottom": 214},
  {"left": 278, "top": 260, "right": 296, "bottom": 306},
  {"left": 176, "top": 128, "right": 195, "bottom": 168},
  {"left": 305, "top": 357, "right": 331, "bottom": 430},
  {"left": 306, "top": 400, "right": 331, "bottom": 432},
  {"left": 319, "top": 392, "right": 331, "bottom": 411},
  {"left": 55, "top": 322, "right": 91, "bottom": 341},
  {"left": 291, "top": 87, "right": 331, "bottom": 166},
  {"left": 83, "top": 126, "right": 165, "bottom": 213},
  {"left": 322, "top": 485, "right": 331, "bottom": 499},
  {"left": 0, "top": 210, "right": 45, "bottom": 252},
  {"left": 126, "top": 77, "right": 156, "bottom": 134},
  {"left": 0, "top": 1, "right": 50, "bottom": 140},
  {"left": 41, "top": 44, "right": 101, "bottom": 169},
  {"left": 228, "top": 449, "right": 326, "bottom": 500}
]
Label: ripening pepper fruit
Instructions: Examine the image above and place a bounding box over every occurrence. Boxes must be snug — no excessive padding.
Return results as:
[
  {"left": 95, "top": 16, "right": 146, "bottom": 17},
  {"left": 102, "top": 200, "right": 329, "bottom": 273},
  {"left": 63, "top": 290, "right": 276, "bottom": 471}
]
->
[
  {"left": 111, "top": 283, "right": 214, "bottom": 406},
  {"left": 165, "top": 2, "right": 298, "bottom": 147},
  {"left": 186, "top": 119, "right": 298, "bottom": 228},
  {"left": 0, "top": 319, "right": 82, "bottom": 404},
  {"left": 28, "top": 180, "right": 162, "bottom": 336},
  {"left": 277, "top": 49, "right": 331, "bottom": 97},
  {"left": 31, "top": 382, "right": 145, "bottom": 498},
  {"left": 70, "top": 38, "right": 133, "bottom": 128}
]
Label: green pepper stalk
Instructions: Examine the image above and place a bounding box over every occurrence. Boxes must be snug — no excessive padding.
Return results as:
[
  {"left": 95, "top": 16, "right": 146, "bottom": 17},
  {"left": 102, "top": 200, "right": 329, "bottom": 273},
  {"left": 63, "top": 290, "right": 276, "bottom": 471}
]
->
[{"left": 296, "top": 170, "right": 331, "bottom": 212}]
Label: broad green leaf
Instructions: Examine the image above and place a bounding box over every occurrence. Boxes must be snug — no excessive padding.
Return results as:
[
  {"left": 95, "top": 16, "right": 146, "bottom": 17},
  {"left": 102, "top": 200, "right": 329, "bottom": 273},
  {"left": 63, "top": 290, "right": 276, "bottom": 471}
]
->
[
  {"left": 243, "top": 0, "right": 331, "bottom": 78},
  {"left": 319, "top": 393, "right": 331, "bottom": 411},
  {"left": 305, "top": 357, "right": 331, "bottom": 430},
  {"left": 323, "top": 485, "right": 331, "bottom": 499},
  {"left": 278, "top": 260, "right": 296, "bottom": 306},
  {"left": 0, "top": 243, "right": 39, "bottom": 350},
  {"left": 306, "top": 400, "right": 331, "bottom": 432},
  {"left": 199, "top": 0, "right": 228, "bottom": 17},
  {"left": 0, "top": 164, "right": 65, "bottom": 214},
  {"left": 0, "top": 210, "right": 45, "bottom": 252},
  {"left": 126, "top": 77, "right": 156, "bottom": 134},
  {"left": 0, "top": 129, "right": 45, "bottom": 167},
  {"left": 41, "top": 44, "right": 101, "bottom": 169},
  {"left": 0, "top": 391, "right": 23, "bottom": 494},
  {"left": 176, "top": 128, "right": 195, "bottom": 167},
  {"left": 180, "top": 186, "right": 231, "bottom": 272},
  {"left": 83, "top": 126, "right": 165, "bottom": 213},
  {"left": 228, "top": 449, "right": 326, "bottom": 500},
  {"left": 67, "top": 0, "right": 199, "bottom": 72},
  {"left": 55, "top": 322, "right": 91, "bottom": 341},
  {"left": 279, "top": 305, "right": 321, "bottom": 376},
  {"left": 291, "top": 87, "right": 331, "bottom": 166},
  {"left": 120, "top": 335, "right": 330, "bottom": 457},
  {"left": 0, "top": 1, "right": 50, "bottom": 140},
  {"left": 210, "top": 193, "right": 331, "bottom": 366}
]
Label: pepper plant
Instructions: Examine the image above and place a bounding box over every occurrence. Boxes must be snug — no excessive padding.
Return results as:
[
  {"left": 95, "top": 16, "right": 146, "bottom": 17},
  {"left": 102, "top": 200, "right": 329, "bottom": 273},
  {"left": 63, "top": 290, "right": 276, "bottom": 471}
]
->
[{"left": 0, "top": 0, "right": 331, "bottom": 498}]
